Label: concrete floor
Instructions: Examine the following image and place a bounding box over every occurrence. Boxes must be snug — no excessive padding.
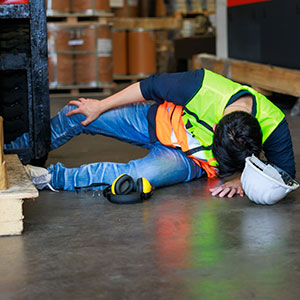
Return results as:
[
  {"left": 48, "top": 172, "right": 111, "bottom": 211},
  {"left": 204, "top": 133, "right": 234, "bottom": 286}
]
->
[{"left": 0, "top": 98, "right": 300, "bottom": 300}]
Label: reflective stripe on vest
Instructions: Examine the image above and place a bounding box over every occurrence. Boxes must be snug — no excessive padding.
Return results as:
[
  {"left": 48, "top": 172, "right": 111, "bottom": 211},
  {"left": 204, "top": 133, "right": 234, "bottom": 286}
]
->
[{"left": 156, "top": 101, "right": 218, "bottom": 178}]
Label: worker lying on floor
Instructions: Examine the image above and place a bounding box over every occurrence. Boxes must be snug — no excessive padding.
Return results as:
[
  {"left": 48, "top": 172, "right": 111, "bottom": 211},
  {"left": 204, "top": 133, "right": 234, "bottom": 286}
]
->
[{"left": 5, "top": 69, "right": 296, "bottom": 198}]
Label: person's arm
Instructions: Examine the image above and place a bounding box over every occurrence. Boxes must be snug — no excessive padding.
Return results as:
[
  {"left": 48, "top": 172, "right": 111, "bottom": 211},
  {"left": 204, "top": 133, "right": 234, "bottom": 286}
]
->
[
  {"left": 263, "top": 118, "right": 296, "bottom": 178},
  {"left": 66, "top": 82, "right": 145, "bottom": 126},
  {"left": 140, "top": 70, "right": 204, "bottom": 105}
]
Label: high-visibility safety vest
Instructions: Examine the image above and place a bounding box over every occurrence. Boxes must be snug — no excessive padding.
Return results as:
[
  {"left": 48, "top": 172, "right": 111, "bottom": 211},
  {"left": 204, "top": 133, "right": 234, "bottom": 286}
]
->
[{"left": 155, "top": 69, "right": 285, "bottom": 178}]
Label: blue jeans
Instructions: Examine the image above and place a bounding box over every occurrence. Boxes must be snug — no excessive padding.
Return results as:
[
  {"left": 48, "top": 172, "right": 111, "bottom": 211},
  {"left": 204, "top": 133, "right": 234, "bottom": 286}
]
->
[{"left": 6, "top": 103, "right": 206, "bottom": 190}]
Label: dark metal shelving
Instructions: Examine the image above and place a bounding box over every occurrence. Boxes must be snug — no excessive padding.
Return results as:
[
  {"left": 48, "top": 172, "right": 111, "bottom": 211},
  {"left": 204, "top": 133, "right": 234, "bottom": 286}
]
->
[
  {"left": 0, "top": 0, "right": 50, "bottom": 165},
  {"left": 0, "top": 54, "right": 29, "bottom": 70},
  {"left": 0, "top": 4, "right": 30, "bottom": 19}
]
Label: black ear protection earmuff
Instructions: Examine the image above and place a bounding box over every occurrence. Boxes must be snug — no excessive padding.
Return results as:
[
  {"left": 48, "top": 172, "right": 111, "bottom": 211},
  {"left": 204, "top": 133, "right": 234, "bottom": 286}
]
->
[{"left": 103, "top": 174, "right": 153, "bottom": 204}]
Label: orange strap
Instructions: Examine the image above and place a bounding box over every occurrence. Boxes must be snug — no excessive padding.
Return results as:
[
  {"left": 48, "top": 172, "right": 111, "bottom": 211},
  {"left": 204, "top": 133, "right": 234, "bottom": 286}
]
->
[
  {"left": 155, "top": 101, "right": 175, "bottom": 147},
  {"left": 191, "top": 158, "right": 218, "bottom": 178},
  {"left": 156, "top": 101, "right": 217, "bottom": 178}
]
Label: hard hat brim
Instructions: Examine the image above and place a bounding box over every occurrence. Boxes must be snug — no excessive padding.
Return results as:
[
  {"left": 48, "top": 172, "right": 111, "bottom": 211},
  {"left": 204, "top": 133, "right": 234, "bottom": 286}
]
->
[{"left": 245, "top": 156, "right": 299, "bottom": 191}]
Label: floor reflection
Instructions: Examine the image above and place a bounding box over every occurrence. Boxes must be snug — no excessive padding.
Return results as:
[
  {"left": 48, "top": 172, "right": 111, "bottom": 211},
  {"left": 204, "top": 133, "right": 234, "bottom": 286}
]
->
[{"left": 147, "top": 189, "right": 293, "bottom": 299}]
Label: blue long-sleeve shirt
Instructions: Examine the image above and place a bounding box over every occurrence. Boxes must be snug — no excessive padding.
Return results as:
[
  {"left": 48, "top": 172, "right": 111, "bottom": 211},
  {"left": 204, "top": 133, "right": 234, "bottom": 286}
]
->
[{"left": 140, "top": 70, "right": 296, "bottom": 178}]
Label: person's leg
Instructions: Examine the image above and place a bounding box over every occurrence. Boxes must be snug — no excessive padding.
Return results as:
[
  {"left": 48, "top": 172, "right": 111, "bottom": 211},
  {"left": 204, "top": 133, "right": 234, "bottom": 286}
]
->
[
  {"left": 48, "top": 142, "right": 206, "bottom": 190},
  {"left": 5, "top": 102, "right": 152, "bottom": 151},
  {"left": 50, "top": 102, "right": 152, "bottom": 150}
]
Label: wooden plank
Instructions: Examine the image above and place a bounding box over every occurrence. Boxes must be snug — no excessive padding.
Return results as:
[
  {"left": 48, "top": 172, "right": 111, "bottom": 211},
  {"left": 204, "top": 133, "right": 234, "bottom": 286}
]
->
[
  {"left": 49, "top": 85, "right": 113, "bottom": 99},
  {"left": 193, "top": 54, "right": 300, "bottom": 97},
  {"left": 49, "top": 83, "right": 114, "bottom": 90},
  {"left": 0, "top": 154, "right": 38, "bottom": 200},
  {"left": 110, "top": 17, "right": 182, "bottom": 30},
  {"left": 47, "top": 15, "right": 112, "bottom": 26},
  {"left": 0, "top": 198, "right": 23, "bottom": 223},
  {"left": 0, "top": 154, "right": 38, "bottom": 236},
  {"left": 0, "top": 220, "right": 23, "bottom": 236},
  {"left": 47, "top": 12, "right": 113, "bottom": 18},
  {"left": 113, "top": 74, "right": 149, "bottom": 81},
  {"left": 49, "top": 91, "right": 112, "bottom": 99},
  {"left": 47, "top": 16, "right": 181, "bottom": 29}
]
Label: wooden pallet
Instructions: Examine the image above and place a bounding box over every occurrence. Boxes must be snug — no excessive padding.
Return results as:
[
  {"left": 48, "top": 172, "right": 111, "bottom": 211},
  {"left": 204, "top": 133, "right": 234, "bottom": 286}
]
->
[
  {"left": 193, "top": 54, "right": 300, "bottom": 98},
  {"left": 47, "top": 12, "right": 113, "bottom": 25},
  {"left": 47, "top": 14, "right": 182, "bottom": 30},
  {"left": 175, "top": 10, "right": 216, "bottom": 17},
  {"left": 49, "top": 84, "right": 114, "bottom": 99},
  {"left": 110, "top": 17, "right": 182, "bottom": 30},
  {"left": 0, "top": 155, "right": 39, "bottom": 237}
]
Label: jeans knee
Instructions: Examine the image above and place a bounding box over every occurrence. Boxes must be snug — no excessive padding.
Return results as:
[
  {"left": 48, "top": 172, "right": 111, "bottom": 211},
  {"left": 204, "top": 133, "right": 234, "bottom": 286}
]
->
[
  {"left": 58, "top": 105, "right": 85, "bottom": 125},
  {"left": 60, "top": 105, "right": 76, "bottom": 117}
]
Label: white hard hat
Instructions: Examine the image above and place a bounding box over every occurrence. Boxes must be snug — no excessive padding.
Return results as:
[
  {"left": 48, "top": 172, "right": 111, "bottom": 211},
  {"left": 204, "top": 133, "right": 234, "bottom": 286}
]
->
[{"left": 241, "top": 154, "right": 299, "bottom": 205}]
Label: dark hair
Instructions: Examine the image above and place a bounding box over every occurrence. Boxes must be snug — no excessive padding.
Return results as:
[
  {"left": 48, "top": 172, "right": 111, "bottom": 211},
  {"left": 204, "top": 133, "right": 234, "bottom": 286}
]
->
[{"left": 212, "top": 111, "right": 263, "bottom": 177}]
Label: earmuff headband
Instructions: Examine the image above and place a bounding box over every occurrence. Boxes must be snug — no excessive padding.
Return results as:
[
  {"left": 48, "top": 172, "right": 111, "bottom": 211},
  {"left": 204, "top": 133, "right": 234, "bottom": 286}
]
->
[{"left": 104, "top": 174, "right": 153, "bottom": 204}]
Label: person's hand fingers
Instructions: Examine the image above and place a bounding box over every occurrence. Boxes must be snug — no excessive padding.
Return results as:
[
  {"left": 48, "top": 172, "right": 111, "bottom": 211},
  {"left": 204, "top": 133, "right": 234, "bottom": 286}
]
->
[
  {"left": 65, "top": 107, "right": 81, "bottom": 117},
  {"left": 227, "top": 188, "right": 237, "bottom": 198},
  {"left": 81, "top": 114, "right": 98, "bottom": 126},
  {"left": 219, "top": 187, "right": 231, "bottom": 197},
  {"left": 210, "top": 185, "right": 229, "bottom": 196},
  {"left": 210, "top": 177, "right": 243, "bottom": 198},
  {"left": 68, "top": 99, "right": 82, "bottom": 106},
  {"left": 81, "top": 118, "right": 90, "bottom": 126},
  {"left": 237, "top": 187, "right": 244, "bottom": 197},
  {"left": 210, "top": 186, "right": 224, "bottom": 196}
]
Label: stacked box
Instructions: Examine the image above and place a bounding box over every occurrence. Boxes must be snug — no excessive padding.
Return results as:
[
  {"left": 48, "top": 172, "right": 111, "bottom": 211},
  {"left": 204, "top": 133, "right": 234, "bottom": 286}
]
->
[
  {"left": 112, "top": 29, "right": 128, "bottom": 75},
  {"left": 48, "top": 24, "right": 112, "bottom": 87},
  {"left": 112, "top": 28, "right": 157, "bottom": 76},
  {"left": 167, "top": 0, "right": 216, "bottom": 14},
  {"left": 110, "top": 0, "right": 139, "bottom": 17},
  {"left": 46, "top": 0, "right": 111, "bottom": 15},
  {"left": 98, "top": 24, "right": 113, "bottom": 82},
  {"left": 45, "top": 0, "right": 70, "bottom": 15},
  {"left": 72, "top": 0, "right": 111, "bottom": 14},
  {"left": 128, "top": 29, "right": 156, "bottom": 75}
]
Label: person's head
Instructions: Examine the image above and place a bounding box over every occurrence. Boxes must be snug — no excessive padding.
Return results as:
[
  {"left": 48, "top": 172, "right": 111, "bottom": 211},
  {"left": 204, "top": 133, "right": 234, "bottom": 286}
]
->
[{"left": 212, "top": 111, "right": 263, "bottom": 177}]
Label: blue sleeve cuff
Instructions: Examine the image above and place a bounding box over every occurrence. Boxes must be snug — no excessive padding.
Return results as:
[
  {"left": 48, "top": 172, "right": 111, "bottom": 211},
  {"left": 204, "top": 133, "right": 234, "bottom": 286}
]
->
[
  {"left": 263, "top": 118, "right": 296, "bottom": 178},
  {"left": 140, "top": 70, "right": 205, "bottom": 106}
]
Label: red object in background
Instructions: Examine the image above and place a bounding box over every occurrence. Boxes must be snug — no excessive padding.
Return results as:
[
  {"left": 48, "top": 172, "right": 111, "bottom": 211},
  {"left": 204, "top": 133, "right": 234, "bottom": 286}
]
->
[
  {"left": 0, "top": 0, "right": 29, "bottom": 4},
  {"left": 227, "top": 0, "right": 270, "bottom": 6}
]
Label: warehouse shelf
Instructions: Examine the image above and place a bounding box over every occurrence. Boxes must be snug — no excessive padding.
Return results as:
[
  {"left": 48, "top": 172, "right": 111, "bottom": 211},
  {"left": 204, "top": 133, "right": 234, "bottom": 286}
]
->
[
  {"left": 49, "top": 84, "right": 114, "bottom": 99},
  {"left": 0, "top": 0, "right": 50, "bottom": 165},
  {"left": 110, "top": 17, "right": 182, "bottom": 30},
  {"left": 113, "top": 74, "right": 149, "bottom": 82},
  {"left": 47, "top": 11, "right": 113, "bottom": 17},
  {"left": 46, "top": 15, "right": 182, "bottom": 30},
  {"left": 47, "top": 12, "right": 113, "bottom": 25}
]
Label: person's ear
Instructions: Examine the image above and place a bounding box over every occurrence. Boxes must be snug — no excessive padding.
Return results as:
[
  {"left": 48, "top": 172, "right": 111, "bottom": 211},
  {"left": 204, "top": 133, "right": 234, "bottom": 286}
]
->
[{"left": 213, "top": 123, "right": 217, "bottom": 132}]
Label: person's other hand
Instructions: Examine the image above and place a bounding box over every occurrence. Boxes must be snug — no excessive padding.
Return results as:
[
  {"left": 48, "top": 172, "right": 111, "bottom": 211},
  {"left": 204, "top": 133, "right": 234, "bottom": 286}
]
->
[
  {"left": 66, "top": 98, "right": 102, "bottom": 126},
  {"left": 209, "top": 177, "right": 244, "bottom": 198}
]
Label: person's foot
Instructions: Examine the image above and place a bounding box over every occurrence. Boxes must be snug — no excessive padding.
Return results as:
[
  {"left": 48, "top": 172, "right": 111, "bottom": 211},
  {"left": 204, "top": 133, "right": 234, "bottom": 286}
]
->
[{"left": 24, "top": 165, "right": 56, "bottom": 191}]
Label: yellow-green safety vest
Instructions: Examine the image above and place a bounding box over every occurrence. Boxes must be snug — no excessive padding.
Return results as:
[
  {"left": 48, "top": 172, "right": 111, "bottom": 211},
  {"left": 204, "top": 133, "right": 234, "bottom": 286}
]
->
[{"left": 181, "top": 69, "right": 285, "bottom": 166}]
